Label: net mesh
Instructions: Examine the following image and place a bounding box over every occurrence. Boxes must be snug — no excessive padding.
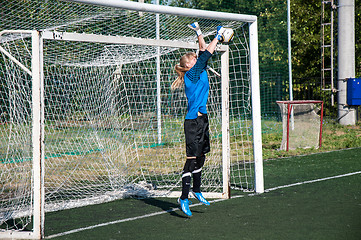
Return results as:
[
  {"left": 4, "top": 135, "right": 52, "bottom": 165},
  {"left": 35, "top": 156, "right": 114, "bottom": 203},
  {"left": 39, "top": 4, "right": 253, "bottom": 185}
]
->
[
  {"left": 277, "top": 101, "right": 323, "bottom": 150},
  {"left": 1, "top": 0, "right": 254, "bottom": 232}
]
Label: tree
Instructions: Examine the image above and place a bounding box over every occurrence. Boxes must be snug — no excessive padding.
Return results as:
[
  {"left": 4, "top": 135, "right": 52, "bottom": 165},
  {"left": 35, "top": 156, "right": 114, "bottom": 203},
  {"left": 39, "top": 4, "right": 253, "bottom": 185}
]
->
[
  {"left": 170, "top": 0, "right": 288, "bottom": 74},
  {"left": 169, "top": 0, "right": 360, "bottom": 117},
  {"left": 290, "top": 0, "right": 321, "bottom": 80}
]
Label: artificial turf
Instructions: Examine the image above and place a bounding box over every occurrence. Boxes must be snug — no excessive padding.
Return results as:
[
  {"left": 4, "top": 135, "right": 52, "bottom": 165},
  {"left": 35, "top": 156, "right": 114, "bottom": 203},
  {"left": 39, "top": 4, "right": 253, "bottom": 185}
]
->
[{"left": 44, "top": 148, "right": 361, "bottom": 239}]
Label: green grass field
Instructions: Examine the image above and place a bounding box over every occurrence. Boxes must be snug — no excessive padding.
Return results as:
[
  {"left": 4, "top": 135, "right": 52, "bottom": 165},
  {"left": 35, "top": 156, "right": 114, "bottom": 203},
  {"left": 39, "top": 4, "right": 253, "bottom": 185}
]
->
[{"left": 43, "top": 147, "right": 361, "bottom": 240}]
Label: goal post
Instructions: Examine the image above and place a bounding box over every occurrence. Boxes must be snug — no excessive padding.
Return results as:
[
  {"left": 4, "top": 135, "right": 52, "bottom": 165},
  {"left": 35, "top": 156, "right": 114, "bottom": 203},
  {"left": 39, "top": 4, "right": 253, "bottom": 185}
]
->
[
  {"left": 249, "top": 19, "right": 263, "bottom": 193},
  {"left": 0, "top": 0, "right": 262, "bottom": 238},
  {"left": 0, "top": 30, "right": 45, "bottom": 240},
  {"left": 31, "top": 30, "right": 45, "bottom": 240}
]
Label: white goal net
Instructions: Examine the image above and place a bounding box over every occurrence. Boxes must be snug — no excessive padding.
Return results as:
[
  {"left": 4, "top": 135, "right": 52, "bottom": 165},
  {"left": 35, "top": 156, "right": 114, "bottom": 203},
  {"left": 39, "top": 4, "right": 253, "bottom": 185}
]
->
[
  {"left": 277, "top": 100, "right": 324, "bottom": 151},
  {"left": 0, "top": 0, "right": 262, "bottom": 238}
]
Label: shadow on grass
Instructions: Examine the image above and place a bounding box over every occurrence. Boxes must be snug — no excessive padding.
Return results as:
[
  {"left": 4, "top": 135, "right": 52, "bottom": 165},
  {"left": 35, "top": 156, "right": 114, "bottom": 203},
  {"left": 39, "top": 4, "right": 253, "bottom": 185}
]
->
[{"left": 139, "top": 198, "right": 193, "bottom": 218}]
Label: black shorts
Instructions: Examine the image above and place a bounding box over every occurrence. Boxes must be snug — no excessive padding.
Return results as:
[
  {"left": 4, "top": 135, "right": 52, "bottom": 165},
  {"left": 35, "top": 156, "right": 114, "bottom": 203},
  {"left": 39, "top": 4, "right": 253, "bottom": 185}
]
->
[{"left": 184, "top": 114, "right": 210, "bottom": 157}]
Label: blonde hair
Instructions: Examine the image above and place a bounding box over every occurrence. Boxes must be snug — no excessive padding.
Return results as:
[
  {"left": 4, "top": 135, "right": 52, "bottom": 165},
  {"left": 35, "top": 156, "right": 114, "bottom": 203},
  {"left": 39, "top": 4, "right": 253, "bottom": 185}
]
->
[{"left": 171, "top": 52, "right": 197, "bottom": 91}]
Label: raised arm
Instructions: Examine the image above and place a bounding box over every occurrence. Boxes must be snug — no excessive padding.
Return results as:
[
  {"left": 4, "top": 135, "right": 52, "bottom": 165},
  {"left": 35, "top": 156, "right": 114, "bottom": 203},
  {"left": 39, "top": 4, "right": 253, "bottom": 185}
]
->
[
  {"left": 188, "top": 23, "right": 229, "bottom": 54},
  {"left": 188, "top": 22, "right": 206, "bottom": 51},
  {"left": 205, "top": 26, "right": 226, "bottom": 54},
  {"left": 197, "top": 35, "right": 207, "bottom": 51}
]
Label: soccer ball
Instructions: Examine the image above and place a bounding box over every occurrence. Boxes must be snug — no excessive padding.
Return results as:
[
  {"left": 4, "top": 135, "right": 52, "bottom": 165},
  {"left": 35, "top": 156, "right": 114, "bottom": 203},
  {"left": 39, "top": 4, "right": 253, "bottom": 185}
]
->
[{"left": 221, "top": 28, "right": 234, "bottom": 43}]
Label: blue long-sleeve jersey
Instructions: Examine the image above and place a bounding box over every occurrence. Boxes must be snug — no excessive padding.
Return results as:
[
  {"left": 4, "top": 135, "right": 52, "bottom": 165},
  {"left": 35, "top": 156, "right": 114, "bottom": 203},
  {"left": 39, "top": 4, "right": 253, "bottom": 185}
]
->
[{"left": 184, "top": 50, "right": 212, "bottom": 119}]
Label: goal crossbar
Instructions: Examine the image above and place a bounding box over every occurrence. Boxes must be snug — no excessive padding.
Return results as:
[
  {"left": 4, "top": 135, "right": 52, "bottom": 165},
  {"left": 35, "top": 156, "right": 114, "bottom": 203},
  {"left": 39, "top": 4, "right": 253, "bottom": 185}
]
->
[
  {"left": 41, "top": 30, "right": 229, "bottom": 51},
  {"left": 66, "top": 0, "right": 257, "bottom": 23}
]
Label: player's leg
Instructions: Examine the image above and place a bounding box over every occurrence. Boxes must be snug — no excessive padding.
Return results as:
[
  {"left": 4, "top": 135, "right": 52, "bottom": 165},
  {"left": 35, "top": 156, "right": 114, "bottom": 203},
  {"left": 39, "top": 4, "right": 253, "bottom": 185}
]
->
[
  {"left": 191, "top": 155, "right": 210, "bottom": 206},
  {"left": 179, "top": 118, "right": 199, "bottom": 216},
  {"left": 178, "top": 158, "right": 195, "bottom": 217},
  {"left": 192, "top": 155, "right": 205, "bottom": 193},
  {"left": 191, "top": 114, "right": 210, "bottom": 205},
  {"left": 180, "top": 158, "right": 195, "bottom": 200}
]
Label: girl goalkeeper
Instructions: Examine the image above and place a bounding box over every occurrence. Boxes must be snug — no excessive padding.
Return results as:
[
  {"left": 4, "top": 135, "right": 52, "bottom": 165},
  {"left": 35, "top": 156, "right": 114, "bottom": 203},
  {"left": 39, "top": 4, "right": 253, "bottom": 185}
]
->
[{"left": 171, "top": 23, "right": 227, "bottom": 217}]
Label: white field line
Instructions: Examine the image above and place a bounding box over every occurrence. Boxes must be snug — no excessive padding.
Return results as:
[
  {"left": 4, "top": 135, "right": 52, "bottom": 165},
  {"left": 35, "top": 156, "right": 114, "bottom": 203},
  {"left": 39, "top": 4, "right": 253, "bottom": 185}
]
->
[
  {"left": 45, "top": 170, "right": 361, "bottom": 239},
  {"left": 265, "top": 147, "right": 361, "bottom": 162},
  {"left": 264, "top": 171, "right": 361, "bottom": 193}
]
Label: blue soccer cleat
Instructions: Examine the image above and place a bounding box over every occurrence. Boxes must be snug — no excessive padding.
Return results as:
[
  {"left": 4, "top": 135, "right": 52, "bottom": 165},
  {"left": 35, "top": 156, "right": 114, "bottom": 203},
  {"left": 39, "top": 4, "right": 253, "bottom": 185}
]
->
[
  {"left": 178, "top": 198, "right": 192, "bottom": 217},
  {"left": 191, "top": 191, "right": 210, "bottom": 206}
]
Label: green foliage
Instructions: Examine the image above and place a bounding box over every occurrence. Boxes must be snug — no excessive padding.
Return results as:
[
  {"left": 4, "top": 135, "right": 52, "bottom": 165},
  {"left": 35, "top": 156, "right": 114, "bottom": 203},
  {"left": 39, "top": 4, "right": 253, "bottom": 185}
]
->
[
  {"left": 170, "top": 0, "right": 290, "bottom": 116},
  {"left": 172, "top": 0, "right": 361, "bottom": 78},
  {"left": 291, "top": 0, "right": 322, "bottom": 80},
  {"left": 170, "top": 0, "right": 288, "bottom": 74},
  {"left": 169, "top": 0, "right": 361, "bottom": 118},
  {"left": 2, "top": 0, "right": 360, "bottom": 119}
]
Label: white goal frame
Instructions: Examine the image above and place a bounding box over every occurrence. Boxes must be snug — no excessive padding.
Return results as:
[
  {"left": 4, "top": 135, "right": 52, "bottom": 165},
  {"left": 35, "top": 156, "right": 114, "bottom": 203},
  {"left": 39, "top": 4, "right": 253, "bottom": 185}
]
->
[
  {"left": 0, "top": 1, "right": 262, "bottom": 239},
  {"left": 277, "top": 100, "right": 324, "bottom": 151}
]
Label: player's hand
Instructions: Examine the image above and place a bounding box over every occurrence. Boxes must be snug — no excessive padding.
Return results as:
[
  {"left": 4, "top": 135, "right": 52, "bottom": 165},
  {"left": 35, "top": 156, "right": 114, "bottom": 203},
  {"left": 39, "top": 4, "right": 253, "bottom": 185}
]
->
[
  {"left": 215, "top": 26, "right": 225, "bottom": 42},
  {"left": 216, "top": 26, "right": 234, "bottom": 43},
  {"left": 188, "top": 22, "right": 202, "bottom": 36}
]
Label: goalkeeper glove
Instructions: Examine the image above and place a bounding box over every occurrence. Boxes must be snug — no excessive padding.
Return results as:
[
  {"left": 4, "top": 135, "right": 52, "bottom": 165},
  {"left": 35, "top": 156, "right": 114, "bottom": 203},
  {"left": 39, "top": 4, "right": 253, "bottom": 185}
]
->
[
  {"left": 188, "top": 22, "right": 202, "bottom": 36},
  {"left": 215, "top": 26, "right": 226, "bottom": 42},
  {"left": 215, "top": 26, "right": 234, "bottom": 43}
]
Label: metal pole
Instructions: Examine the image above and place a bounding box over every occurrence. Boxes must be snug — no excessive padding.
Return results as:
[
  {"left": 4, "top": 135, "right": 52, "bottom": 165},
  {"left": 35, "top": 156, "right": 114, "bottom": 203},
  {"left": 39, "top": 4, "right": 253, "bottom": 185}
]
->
[
  {"left": 319, "top": 102, "right": 324, "bottom": 148},
  {"left": 0, "top": 31, "right": 33, "bottom": 76},
  {"left": 156, "top": 0, "right": 161, "bottom": 144},
  {"left": 338, "top": 0, "right": 356, "bottom": 125},
  {"left": 67, "top": 0, "right": 257, "bottom": 22},
  {"left": 330, "top": 0, "right": 335, "bottom": 105},
  {"left": 287, "top": 0, "right": 295, "bottom": 130},
  {"left": 286, "top": 103, "right": 291, "bottom": 151},
  {"left": 32, "top": 30, "right": 45, "bottom": 239},
  {"left": 249, "top": 20, "right": 264, "bottom": 194},
  {"left": 287, "top": 0, "right": 293, "bottom": 102},
  {"left": 221, "top": 47, "right": 231, "bottom": 198}
]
